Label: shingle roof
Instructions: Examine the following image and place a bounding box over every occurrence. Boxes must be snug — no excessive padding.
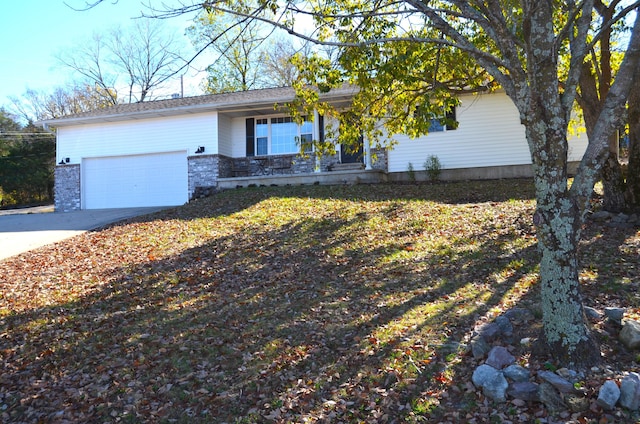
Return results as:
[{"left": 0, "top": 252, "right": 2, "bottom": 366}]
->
[{"left": 38, "top": 85, "right": 357, "bottom": 127}]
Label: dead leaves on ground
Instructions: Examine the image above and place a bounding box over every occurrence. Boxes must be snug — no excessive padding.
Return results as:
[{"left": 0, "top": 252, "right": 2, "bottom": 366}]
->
[{"left": 0, "top": 181, "right": 638, "bottom": 423}]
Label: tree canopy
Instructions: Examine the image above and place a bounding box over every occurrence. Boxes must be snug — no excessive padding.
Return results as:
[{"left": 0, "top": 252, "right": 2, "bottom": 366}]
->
[
  {"left": 0, "top": 110, "right": 55, "bottom": 207},
  {"left": 56, "top": 19, "right": 187, "bottom": 103}
]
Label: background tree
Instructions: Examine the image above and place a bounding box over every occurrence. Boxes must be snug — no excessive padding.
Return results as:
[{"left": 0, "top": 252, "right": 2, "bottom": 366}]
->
[
  {"left": 188, "top": 12, "right": 270, "bottom": 93},
  {"left": 574, "top": 0, "right": 636, "bottom": 213},
  {"left": 0, "top": 111, "right": 55, "bottom": 207},
  {"left": 625, "top": 67, "right": 640, "bottom": 207},
  {"left": 56, "top": 19, "right": 187, "bottom": 103},
  {"left": 90, "top": 0, "right": 640, "bottom": 369},
  {"left": 188, "top": 11, "right": 317, "bottom": 92},
  {"left": 263, "top": 38, "right": 314, "bottom": 87},
  {"left": 9, "top": 84, "right": 116, "bottom": 122}
]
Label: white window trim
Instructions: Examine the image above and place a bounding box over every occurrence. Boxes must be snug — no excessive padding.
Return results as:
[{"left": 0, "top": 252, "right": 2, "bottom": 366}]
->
[{"left": 253, "top": 115, "right": 314, "bottom": 156}]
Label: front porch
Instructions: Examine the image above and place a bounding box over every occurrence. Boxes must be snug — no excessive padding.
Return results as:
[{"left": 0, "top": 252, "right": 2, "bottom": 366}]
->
[{"left": 188, "top": 149, "right": 389, "bottom": 199}]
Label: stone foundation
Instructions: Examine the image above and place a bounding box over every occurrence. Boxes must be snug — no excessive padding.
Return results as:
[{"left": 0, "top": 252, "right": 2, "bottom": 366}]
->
[{"left": 188, "top": 154, "right": 220, "bottom": 199}]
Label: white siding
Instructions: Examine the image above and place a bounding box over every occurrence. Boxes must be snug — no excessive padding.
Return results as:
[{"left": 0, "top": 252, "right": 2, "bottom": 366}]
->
[
  {"left": 568, "top": 129, "right": 588, "bottom": 162},
  {"left": 388, "top": 92, "right": 530, "bottom": 172},
  {"left": 217, "top": 114, "right": 233, "bottom": 157},
  {"left": 57, "top": 112, "right": 219, "bottom": 162},
  {"left": 388, "top": 92, "right": 588, "bottom": 172},
  {"left": 231, "top": 117, "right": 248, "bottom": 158}
]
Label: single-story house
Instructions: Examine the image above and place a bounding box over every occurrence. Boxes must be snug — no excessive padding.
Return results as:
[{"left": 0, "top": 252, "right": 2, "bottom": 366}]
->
[{"left": 38, "top": 85, "right": 587, "bottom": 211}]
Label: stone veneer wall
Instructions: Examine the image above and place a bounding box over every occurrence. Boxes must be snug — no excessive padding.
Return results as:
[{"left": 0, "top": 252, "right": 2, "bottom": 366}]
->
[
  {"left": 188, "top": 154, "right": 220, "bottom": 199},
  {"left": 54, "top": 164, "right": 81, "bottom": 212},
  {"left": 370, "top": 148, "right": 388, "bottom": 171}
]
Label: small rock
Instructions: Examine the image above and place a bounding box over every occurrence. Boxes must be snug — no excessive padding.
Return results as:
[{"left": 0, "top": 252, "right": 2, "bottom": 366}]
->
[
  {"left": 590, "top": 210, "right": 612, "bottom": 221},
  {"left": 504, "top": 364, "right": 530, "bottom": 382},
  {"left": 503, "top": 307, "right": 534, "bottom": 323},
  {"left": 556, "top": 368, "right": 578, "bottom": 380},
  {"left": 476, "top": 322, "right": 501, "bottom": 341},
  {"left": 597, "top": 380, "right": 620, "bottom": 411},
  {"left": 584, "top": 306, "right": 603, "bottom": 321},
  {"left": 511, "top": 398, "right": 526, "bottom": 407},
  {"left": 538, "top": 370, "right": 577, "bottom": 393},
  {"left": 470, "top": 335, "right": 491, "bottom": 359},
  {"left": 620, "top": 320, "right": 640, "bottom": 349},
  {"left": 508, "top": 381, "right": 539, "bottom": 401},
  {"left": 613, "top": 213, "right": 630, "bottom": 223},
  {"left": 564, "top": 393, "right": 589, "bottom": 412},
  {"left": 485, "top": 346, "right": 516, "bottom": 369},
  {"left": 520, "top": 337, "right": 532, "bottom": 347},
  {"left": 604, "top": 307, "right": 625, "bottom": 322},
  {"left": 472, "top": 364, "right": 508, "bottom": 402},
  {"left": 539, "top": 382, "right": 568, "bottom": 415},
  {"left": 495, "top": 315, "right": 513, "bottom": 336},
  {"left": 620, "top": 372, "right": 640, "bottom": 411}
]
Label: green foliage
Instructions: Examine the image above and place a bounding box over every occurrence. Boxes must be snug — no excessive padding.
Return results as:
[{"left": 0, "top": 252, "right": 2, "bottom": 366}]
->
[
  {"left": 0, "top": 117, "right": 55, "bottom": 207},
  {"left": 424, "top": 155, "right": 442, "bottom": 182},
  {"left": 406, "top": 162, "right": 416, "bottom": 182}
]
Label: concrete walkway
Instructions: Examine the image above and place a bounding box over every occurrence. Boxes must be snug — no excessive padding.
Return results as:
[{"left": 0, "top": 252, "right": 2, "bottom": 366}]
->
[{"left": 0, "top": 206, "right": 168, "bottom": 261}]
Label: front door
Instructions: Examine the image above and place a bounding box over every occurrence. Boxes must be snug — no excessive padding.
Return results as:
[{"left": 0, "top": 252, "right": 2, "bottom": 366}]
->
[{"left": 340, "top": 137, "right": 363, "bottom": 164}]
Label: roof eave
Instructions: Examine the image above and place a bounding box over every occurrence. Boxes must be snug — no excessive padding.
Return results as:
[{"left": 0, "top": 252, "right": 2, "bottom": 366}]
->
[{"left": 37, "top": 86, "right": 358, "bottom": 128}]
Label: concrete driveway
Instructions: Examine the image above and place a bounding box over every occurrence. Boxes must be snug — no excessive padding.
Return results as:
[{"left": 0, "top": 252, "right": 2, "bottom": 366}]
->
[{"left": 0, "top": 206, "right": 169, "bottom": 261}]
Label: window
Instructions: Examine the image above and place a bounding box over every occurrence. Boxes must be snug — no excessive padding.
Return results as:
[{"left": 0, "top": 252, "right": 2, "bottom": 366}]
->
[
  {"left": 300, "top": 120, "right": 313, "bottom": 153},
  {"left": 416, "top": 105, "right": 457, "bottom": 132},
  {"left": 253, "top": 116, "right": 314, "bottom": 155},
  {"left": 430, "top": 107, "right": 457, "bottom": 132},
  {"left": 256, "top": 119, "right": 268, "bottom": 155}
]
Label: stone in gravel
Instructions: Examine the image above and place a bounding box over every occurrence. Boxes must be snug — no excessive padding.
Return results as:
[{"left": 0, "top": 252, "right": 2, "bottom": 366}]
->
[
  {"left": 538, "top": 370, "right": 577, "bottom": 393},
  {"left": 495, "top": 315, "right": 513, "bottom": 336},
  {"left": 472, "top": 364, "right": 508, "bottom": 402},
  {"left": 620, "top": 320, "right": 640, "bottom": 349},
  {"left": 604, "top": 307, "right": 625, "bottom": 322},
  {"left": 538, "top": 382, "right": 567, "bottom": 415},
  {"left": 504, "top": 364, "right": 530, "bottom": 382},
  {"left": 485, "top": 346, "right": 515, "bottom": 369},
  {"left": 597, "top": 380, "right": 620, "bottom": 410},
  {"left": 507, "top": 381, "right": 539, "bottom": 401},
  {"left": 470, "top": 335, "right": 491, "bottom": 359},
  {"left": 556, "top": 368, "right": 578, "bottom": 380},
  {"left": 564, "top": 394, "right": 589, "bottom": 413},
  {"left": 620, "top": 372, "right": 640, "bottom": 411}
]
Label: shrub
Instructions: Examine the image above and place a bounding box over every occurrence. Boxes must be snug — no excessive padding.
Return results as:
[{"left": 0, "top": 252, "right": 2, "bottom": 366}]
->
[
  {"left": 424, "top": 155, "right": 442, "bottom": 181},
  {"left": 406, "top": 162, "right": 416, "bottom": 182}
]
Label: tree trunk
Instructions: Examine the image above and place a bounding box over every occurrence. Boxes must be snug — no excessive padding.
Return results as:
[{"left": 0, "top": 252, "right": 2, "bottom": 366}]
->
[
  {"left": 625, "top": 71, "right": 640, "bottom": 210},
  {"left": 601, "top": 147, "right": 627, "bottom": 213},
  {"left": 532, "top": 194, "right": 601, "bottom": 368}
]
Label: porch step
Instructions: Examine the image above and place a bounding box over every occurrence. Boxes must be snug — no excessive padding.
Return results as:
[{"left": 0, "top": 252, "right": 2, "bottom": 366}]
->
[{"left": 330, "top": 163, "right": 364, "bottom": 171}]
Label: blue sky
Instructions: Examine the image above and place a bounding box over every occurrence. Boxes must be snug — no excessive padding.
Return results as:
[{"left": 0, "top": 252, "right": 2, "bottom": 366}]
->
[{"left": 0, "top": 0, "right": 202, "bottom": 109}]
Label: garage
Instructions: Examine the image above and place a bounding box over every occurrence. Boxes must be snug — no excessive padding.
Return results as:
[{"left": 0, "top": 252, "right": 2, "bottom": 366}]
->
[{"left": 82, "top": 151, "right": 188, "bottom": 209}]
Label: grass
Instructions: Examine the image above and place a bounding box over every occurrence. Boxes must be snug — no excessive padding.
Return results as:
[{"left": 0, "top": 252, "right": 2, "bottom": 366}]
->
[{"left": 0, "top": 180, "right": 638, "bottom": 423}]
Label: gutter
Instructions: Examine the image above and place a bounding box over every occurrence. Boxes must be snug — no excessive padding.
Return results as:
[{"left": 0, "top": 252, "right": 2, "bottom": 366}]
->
[{"left": 37, "top": 85, "right": 359, "bottom": 127}]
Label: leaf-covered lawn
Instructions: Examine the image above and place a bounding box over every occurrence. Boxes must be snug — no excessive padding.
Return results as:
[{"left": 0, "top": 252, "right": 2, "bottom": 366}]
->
[{"left": 1, "top": 181, "right": 638, "bottom": 423}]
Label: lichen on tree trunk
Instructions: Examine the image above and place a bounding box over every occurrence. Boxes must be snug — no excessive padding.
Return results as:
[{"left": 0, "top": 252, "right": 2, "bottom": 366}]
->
[
  {"left": 530, "top": 185, "right": 602, "bottom": 368},
  {"left": 536, "top": 233, "right": 601, "bottom": 367}
]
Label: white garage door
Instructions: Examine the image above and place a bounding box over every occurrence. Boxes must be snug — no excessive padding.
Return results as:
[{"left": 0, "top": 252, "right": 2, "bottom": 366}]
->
[{"left": 83, "top": 151, "right": 188, "bottom": 209}]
